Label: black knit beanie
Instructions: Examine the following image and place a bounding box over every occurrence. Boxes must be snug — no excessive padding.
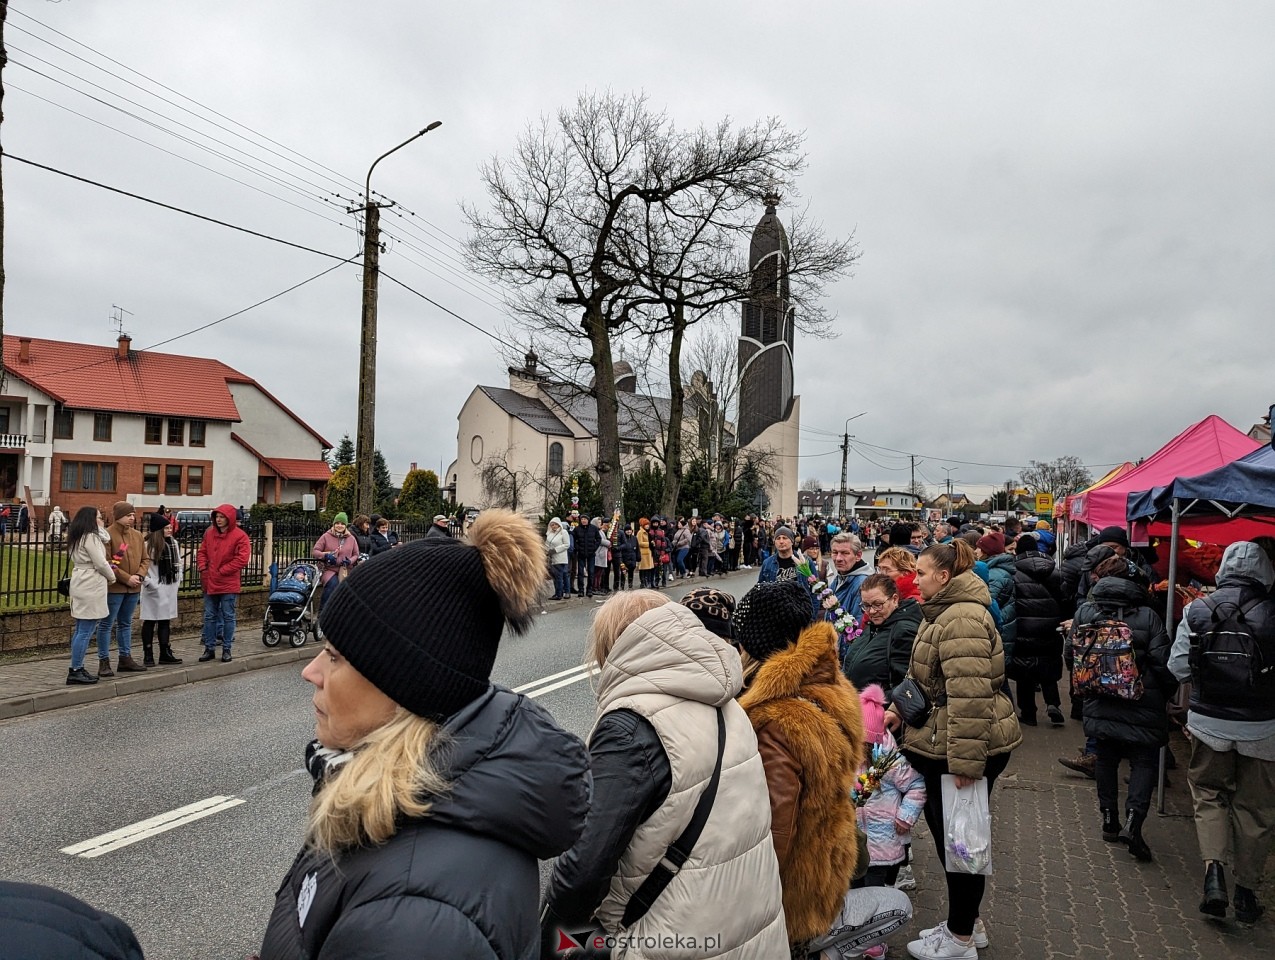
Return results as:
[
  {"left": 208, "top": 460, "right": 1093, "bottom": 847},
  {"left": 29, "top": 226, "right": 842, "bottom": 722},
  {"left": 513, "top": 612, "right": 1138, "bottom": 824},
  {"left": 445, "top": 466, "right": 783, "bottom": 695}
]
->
[
  {"left": 1096, "top": 525, "right": 1130, "bottom": 549},
  {"left": 318, "top": 509, "right": 544, "bottom": 721},
  {"left": 734, "top": 579, "right": 813, "bottom": 662}
]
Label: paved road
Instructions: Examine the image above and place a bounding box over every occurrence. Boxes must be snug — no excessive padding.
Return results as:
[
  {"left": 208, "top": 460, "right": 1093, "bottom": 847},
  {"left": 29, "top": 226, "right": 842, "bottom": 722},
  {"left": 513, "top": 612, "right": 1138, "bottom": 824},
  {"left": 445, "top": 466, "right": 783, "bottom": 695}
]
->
[{"left": 4, "top": 564, "right": 1273, "bottom": 959}]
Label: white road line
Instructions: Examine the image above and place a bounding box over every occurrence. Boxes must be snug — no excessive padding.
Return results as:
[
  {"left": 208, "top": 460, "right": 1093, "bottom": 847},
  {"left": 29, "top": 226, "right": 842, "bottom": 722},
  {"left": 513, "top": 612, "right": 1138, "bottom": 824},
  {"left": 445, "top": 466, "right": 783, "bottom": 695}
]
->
[
  {"left": 512, "top": 661, "right": 594, "bottom": 694},
  {"left": 61, "top": 795, "right": 246, "bottom": 859},
  {"left": 63, "top": 663, "right": 599, "bottom": 858}
]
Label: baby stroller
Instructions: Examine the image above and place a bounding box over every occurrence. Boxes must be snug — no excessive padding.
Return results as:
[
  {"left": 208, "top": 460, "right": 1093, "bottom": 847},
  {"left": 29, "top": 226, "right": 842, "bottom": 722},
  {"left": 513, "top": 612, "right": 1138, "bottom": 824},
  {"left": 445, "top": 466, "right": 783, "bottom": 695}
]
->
[{"left": 262, "top": 560, "right": 321, "bottom": 648}]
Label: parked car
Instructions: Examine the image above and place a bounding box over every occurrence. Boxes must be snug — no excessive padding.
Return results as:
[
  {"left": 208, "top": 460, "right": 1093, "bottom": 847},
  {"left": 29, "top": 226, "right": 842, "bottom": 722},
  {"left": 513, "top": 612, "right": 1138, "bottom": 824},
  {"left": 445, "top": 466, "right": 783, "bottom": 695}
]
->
[{"left": 174, "top": 510, "right": 214, "bottom": 536}]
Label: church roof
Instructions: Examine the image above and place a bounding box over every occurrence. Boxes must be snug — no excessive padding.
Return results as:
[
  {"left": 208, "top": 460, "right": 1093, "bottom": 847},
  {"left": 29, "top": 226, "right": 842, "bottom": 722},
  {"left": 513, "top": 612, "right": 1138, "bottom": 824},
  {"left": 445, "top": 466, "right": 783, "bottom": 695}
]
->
[
  {"left": 478, "top": 386, "right": 573, "bottom": 437},
  {"left": 543, "top": 383, "right": 671, "bottom": 443}
]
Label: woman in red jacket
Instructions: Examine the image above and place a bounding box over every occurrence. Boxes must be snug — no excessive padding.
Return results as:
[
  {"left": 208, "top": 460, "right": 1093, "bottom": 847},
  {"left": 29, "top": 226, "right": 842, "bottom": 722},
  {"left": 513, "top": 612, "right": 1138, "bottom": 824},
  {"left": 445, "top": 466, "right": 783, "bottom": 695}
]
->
[{"left": 196, "top": 504, "right": 251, "bottom": 662}]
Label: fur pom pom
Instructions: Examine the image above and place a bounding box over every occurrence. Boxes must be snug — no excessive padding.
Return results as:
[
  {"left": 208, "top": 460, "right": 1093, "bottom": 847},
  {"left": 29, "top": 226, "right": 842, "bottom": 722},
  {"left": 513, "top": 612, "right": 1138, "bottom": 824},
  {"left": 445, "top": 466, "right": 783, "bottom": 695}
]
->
[{"left": 465, "top": 509, "right": 545, "bottom": 634}]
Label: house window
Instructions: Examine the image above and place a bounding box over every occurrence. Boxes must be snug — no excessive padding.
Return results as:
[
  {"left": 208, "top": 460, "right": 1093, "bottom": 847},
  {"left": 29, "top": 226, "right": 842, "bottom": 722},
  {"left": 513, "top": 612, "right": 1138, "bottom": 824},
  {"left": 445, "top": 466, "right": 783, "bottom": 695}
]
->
[
  {"left": 142, "top": 464, "right": 160, "bottom": 495},
  {"left": 60, "top": 461, "right": 117, "bottom": 492},
  {"left": 186, "top": 465, "right": 204, "bottom": 496},
  {"left": 93, "top": 412, "right": 113, "bottom": 441},
  {"left": 164, "top": 465, "right": 183, "bottom": 495},
  {"left": 189, "top": 420, "right": 207, "bottom": 447},
  {"left": 0, "top": 408, "right": 9, "bottom": 434},
  {"left": 53, "top": 406, "right": 74, "bottom": 439},
  {"left": 548, "top": 442, "right": 564, "bottom": 476},
  {"left": 167, "top": 419, "right": 185, "bottom": 445},
  {"left": 145, "top": 417, "right": 163, "bottom": 444}
]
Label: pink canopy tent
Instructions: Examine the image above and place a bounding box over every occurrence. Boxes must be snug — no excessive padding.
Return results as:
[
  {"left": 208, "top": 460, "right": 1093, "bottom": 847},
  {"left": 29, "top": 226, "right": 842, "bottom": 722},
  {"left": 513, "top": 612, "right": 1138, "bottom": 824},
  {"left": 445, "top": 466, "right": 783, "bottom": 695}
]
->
[{"left": 1068, "top": 415, "right": 1260, "bottom": 531}]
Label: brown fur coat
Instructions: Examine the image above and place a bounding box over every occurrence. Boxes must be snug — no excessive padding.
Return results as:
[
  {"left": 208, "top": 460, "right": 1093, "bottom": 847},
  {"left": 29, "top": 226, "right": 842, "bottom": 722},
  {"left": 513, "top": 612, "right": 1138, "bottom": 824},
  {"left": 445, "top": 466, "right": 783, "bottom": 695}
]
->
[{"left": 739, "top": 621, "right": 867, "bottom": 944}]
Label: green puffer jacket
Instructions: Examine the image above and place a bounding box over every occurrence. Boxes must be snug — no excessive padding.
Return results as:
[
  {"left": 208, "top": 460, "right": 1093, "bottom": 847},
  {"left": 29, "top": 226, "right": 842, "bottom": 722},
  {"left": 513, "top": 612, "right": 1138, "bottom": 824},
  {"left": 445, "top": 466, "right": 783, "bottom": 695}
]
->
[{"left": 899, "top": 571, "right": 1022, "bottom": 778}]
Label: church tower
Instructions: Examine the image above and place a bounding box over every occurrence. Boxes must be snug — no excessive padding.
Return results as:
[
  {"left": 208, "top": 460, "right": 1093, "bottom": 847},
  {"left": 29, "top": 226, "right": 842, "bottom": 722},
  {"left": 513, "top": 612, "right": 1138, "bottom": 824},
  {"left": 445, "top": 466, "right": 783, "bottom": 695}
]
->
[{"left": 737, "top": 195, "right": 800, "bottom": 516}]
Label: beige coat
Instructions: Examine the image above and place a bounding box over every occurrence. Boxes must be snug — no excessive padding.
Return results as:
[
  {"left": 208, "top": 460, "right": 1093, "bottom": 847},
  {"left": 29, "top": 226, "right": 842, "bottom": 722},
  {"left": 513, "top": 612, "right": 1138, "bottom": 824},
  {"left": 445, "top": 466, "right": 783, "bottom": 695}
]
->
[
  {"left": 593, "top": 602, "right": 788, "bottom": 959},
  {"left": 899, "top": 570, "right": 1022, "bottom": 778},
  {"left": 69, "top": 533, "right": 115, "bottom": 621}
]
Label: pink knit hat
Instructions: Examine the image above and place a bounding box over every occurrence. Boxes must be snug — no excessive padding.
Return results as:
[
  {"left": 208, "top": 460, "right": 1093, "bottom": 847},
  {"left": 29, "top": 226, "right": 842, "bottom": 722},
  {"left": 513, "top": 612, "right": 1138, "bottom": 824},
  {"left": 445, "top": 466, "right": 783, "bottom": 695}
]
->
[{"left": 860, "top": 684, "right": 887, "bottom": 744}]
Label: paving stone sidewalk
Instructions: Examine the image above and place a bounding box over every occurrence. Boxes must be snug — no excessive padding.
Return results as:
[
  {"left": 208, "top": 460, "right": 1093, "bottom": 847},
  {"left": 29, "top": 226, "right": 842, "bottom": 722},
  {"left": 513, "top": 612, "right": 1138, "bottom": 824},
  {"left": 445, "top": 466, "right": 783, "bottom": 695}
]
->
[
  {"left": 0, "top": 631, "right": 315, "bottom": 720},
  {"left": 887, "top": 707, "right": 1275, "bottom": 959}
]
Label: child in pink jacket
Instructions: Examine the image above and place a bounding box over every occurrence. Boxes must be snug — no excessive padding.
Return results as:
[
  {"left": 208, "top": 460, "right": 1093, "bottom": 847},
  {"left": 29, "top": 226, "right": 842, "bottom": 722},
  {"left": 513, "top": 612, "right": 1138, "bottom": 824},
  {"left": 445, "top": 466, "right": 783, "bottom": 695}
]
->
[{"left": 855, "top": 684, "right": 926, "bottom": 887}]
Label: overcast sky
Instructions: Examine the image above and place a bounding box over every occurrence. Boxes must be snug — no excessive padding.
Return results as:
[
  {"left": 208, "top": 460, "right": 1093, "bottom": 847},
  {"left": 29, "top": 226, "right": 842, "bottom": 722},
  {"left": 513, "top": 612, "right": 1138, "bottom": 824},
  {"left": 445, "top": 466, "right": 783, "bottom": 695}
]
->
[{"left": 6, "top": 1, "right": 1272, "bottom": 498}]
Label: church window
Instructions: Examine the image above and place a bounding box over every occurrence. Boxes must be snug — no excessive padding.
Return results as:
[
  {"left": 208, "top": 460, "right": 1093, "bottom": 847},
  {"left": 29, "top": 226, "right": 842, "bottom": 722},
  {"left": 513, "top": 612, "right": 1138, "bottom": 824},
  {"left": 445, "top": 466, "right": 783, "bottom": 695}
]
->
[
  {"left": 470, "top": 435, "right": 483, "bottom": 464},
  {"left": 548, "top": 442, "right": 564, "bottom": 476}
]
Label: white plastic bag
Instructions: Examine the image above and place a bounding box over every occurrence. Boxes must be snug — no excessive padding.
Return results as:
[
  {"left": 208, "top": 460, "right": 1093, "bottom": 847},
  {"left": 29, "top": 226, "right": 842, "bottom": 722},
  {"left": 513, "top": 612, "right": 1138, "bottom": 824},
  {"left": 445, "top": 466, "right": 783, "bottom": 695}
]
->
[{"left": 941, "top": 774, "right": 992, "bottom": 876}]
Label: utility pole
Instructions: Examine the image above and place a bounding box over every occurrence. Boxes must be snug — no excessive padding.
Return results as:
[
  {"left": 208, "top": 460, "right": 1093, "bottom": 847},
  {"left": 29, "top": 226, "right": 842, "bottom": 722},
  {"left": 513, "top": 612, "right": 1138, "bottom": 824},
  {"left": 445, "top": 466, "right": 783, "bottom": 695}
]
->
[
  {"left": 1, "top": 0, "right": 8, "bottom": 393},
  {"left": 837, "top": 411, "right": 868, "bottom": 519},
  {"left": 352, "top": 121, "right": 442, "bottom": 516},
  {"left": 910, "top": 454, "right": 916, "bottom": 495}
]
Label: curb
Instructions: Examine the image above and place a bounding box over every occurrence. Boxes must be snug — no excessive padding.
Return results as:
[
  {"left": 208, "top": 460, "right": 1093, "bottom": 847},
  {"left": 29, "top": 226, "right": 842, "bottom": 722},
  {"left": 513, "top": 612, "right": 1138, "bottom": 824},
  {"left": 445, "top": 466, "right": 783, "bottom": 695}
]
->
[{"left": 0, "top": 645, "right": 315, "bottom": 721}]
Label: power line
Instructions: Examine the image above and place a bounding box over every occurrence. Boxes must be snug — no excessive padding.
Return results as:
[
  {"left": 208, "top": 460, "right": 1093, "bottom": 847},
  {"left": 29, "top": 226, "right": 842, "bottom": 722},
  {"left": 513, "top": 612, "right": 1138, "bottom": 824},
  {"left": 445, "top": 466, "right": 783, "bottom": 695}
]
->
[{"left": 7, "top": 154, "right": 352, "bottom": 260}]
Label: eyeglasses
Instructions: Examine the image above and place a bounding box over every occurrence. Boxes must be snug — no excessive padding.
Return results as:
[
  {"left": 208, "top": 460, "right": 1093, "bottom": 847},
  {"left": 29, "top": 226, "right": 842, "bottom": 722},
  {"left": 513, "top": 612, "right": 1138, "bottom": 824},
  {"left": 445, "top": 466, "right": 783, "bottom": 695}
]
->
[{"left": 862, "top": 600, "right": 891, "bottom": 612}]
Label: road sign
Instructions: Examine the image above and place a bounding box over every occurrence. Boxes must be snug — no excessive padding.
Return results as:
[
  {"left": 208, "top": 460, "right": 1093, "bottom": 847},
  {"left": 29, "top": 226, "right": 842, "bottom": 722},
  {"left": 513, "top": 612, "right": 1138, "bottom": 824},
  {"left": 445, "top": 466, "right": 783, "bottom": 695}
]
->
[{"left": 1035, "top": 493, "right": 1054, "bottom": 515}]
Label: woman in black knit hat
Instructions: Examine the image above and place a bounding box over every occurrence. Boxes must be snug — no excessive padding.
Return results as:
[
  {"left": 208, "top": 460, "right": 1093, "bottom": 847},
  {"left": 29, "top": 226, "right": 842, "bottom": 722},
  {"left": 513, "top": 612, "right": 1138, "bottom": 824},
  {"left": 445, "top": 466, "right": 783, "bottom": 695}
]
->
[{"left": 259, "top": 509, "right": 589, "bottom": 960}]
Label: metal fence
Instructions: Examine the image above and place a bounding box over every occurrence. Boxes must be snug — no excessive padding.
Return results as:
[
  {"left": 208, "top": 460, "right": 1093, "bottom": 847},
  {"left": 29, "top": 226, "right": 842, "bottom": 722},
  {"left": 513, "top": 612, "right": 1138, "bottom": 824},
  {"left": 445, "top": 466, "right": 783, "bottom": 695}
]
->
[{"left": 0, "top": 518, "right": 439, "bottom": 610}]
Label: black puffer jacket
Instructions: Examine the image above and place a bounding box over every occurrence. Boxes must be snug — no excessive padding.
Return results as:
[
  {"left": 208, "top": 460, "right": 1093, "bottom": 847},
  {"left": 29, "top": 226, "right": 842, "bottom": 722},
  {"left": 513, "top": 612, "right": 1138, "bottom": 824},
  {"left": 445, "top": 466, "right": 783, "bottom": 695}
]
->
[
  {"left": 0, "top": 881, "right": 143, "bottom": 960},
  {"left": 571, "top": 522, "right": 602, "bottom": 558},
  {"left": 1009, "top": 552, "right": 1066, "bottom": 682},
  {"left": 842, "top": 598, "right": 921, "bottom": 699},
  {"left": 1073, "top": 577, "right": 1177, "bottom": 747},
  {"left": 260, "top": 687, "right": 590, "bottom": 960}
]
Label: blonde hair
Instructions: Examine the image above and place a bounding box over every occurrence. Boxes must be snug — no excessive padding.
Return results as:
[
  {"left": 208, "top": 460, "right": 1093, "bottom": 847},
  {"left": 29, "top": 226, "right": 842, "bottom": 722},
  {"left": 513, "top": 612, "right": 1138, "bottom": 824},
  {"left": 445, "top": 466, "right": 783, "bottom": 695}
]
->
[
  {"left": 738, "top": 649, "right": 762, "bottom": 688},
  {"left": 307, "top": 708, "right": 450, "bottom": 853},
  {"left": 587, "top": 589, "right": 670, "bottom": 669},
  {"left": 877, "top": 546, "right": 916, "bottom": 573}
]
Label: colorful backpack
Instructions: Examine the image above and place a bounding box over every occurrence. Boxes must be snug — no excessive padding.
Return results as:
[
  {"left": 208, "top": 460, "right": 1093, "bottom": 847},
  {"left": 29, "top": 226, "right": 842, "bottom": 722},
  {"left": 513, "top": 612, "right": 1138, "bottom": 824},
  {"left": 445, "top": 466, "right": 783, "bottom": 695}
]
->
[{"left": 1070, "top": 616, "right": 1144, "bottom": 701}]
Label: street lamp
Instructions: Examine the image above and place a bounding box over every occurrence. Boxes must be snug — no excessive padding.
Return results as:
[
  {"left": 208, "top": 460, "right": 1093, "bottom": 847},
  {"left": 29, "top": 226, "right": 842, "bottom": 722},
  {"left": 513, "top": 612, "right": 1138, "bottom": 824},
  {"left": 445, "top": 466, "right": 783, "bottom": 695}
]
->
[
  {"left": 355, "top": 121, "right": 443, "bottom": 516},
  {"left": 837, "top": 411, "right": 868, "bottom": 519}
]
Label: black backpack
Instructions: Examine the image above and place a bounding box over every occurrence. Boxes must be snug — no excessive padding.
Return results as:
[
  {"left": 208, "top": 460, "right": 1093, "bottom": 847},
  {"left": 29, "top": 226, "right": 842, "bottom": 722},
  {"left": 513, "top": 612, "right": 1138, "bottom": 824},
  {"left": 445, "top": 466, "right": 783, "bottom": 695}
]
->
[{"left": 1189, "top": 593, "right": 1275, "bottom": 705}]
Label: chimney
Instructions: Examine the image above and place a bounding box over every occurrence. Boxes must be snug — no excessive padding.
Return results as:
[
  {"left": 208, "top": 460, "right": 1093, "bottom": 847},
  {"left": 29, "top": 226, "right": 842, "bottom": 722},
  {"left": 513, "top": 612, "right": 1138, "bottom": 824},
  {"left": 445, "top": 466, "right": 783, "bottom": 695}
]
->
[
  {"left": 410, "top": 461, "right": 418, "bottom": 472},
  {"left": 117, "top": 334, "right": 132, "bottom": 359},
  {"left": 18, "top": 337, "right": 31, "bottom": 363}
]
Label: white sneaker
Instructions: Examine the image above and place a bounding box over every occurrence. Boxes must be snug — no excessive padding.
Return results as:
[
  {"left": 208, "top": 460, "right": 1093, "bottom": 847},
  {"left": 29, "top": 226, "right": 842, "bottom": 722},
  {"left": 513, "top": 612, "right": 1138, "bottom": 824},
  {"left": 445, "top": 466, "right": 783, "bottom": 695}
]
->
[
  {"left": 906, "top": 923, "right": 977, "bottom": 959},
  {"left": 915, "top": 919, "right": 987, "bottom": 950},
  {"left": 894, "top": 864, "right": 916, "bottom": 890}
]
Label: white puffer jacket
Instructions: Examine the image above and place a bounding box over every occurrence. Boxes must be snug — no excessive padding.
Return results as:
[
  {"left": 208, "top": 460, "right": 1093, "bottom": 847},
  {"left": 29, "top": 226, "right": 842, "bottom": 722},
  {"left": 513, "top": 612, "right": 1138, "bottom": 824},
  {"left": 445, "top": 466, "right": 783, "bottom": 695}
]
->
[{"left": 593, "top": 603, "right": 788, "bottom": 959}]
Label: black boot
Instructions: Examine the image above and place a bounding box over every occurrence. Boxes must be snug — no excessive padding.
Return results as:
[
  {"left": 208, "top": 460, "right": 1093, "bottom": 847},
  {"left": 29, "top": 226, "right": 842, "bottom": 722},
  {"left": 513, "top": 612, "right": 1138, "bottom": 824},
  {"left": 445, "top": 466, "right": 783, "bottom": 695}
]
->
[
  {"left": 1101, "top": 808, "right": 1122, "bottom": 843},
  {"left": 1201, "top": 861, "right": 1229, "bottom": 917},
  {"left": 158, "top": 643, "right": 182, "bottom": 665},
  {"left": 1121, "top": 811, "right": 1153, "bottom": 862},
  {"left": 141, "top": 640, "right": 155, "bottom": 668},
  {"left": 1234, "top": 884, "right": 1263, "bottom": 924}
]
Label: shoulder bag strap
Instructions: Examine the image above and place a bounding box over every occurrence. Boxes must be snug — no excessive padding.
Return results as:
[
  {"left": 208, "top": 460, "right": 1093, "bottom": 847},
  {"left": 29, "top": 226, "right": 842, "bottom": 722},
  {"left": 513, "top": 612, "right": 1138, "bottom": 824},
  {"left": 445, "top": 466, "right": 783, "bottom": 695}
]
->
[{"left": 620, "top": 707, "right": 726, "bottom": 929}]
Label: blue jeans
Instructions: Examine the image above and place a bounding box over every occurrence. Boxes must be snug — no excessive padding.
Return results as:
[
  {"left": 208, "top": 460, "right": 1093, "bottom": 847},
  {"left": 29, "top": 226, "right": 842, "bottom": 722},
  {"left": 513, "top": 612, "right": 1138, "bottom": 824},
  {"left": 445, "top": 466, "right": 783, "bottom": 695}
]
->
[
  {"left": 674, "top": 547, "right": 689, "bottom": 576},
  {"left": 98, "top": 592, "right": 139, "bottom": 659},
  {"left": 551, "top": 563, "right": 570, "bottom": 598},
  {"left": 70, "top": 618, "right": 98, "bottom": 670},
  {"left": 202, "top": 594, "right": 238, "bottom": 652}
]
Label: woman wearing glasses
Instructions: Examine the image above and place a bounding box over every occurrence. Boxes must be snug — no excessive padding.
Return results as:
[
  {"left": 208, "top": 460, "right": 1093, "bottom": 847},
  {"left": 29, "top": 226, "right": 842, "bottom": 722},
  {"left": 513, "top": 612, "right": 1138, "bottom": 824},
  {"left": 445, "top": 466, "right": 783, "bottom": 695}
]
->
[{"left": 842, "top": 573, "right": 921, "bottom": 699}]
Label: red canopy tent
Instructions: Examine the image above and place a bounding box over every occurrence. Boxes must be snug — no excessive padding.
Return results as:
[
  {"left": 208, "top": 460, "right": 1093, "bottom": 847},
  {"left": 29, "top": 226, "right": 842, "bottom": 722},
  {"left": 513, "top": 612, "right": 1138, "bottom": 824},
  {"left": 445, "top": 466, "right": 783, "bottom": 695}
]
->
[{"left": 1068, "top": 415, "right": 1259, "bottom": 532}]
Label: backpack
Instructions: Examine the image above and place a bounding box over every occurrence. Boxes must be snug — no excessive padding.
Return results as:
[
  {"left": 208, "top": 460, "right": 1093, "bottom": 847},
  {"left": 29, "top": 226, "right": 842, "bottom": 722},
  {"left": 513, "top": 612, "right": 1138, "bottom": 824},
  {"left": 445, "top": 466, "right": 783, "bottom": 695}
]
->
[
  {"left": 1189, "top": 594, "right": 1274, "bottom": 703},
  {"left": 1070, "top": 615, "right": 1144, "bottom": 701}
]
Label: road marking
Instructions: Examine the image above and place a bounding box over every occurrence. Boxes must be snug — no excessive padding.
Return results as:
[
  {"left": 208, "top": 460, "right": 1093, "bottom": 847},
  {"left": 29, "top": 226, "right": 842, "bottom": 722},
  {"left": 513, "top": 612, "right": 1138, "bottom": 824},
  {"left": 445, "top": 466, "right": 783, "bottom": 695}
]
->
[
  {"left": 61, "top": 795, "right": 246, "bottom": 859},
  {"left": 63, "top": 664, "right": 599, "bottom": 858},
  {"left": 512, "top": 661, "right": 594, "bottom": 695}
]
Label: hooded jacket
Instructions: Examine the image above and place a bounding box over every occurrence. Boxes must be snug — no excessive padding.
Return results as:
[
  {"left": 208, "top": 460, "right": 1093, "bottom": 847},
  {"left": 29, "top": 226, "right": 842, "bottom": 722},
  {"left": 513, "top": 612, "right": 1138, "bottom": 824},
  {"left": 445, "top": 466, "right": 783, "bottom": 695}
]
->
[
  {"left": 897, "top": 571, "right": 1021, "bottom": 778},
  {"left": 843, "top": 598, "right": 921, "bottom": 698},
  {"left": 1058, "top": 536, "right": 1097, "bottom": 616},
  {"left": 260, "top": 687, "right": 590, "bottom": 960},
  {"left": 1170, "top": 541, "right": 1275, "bottom": 725},
  {"left": 983, "top": 553, "right": 1017, "bottom": 650},
  {"left": 545, "top": 519, "right": 570, "bottom": 565},
  {"left": 195, "top": 505, "right": 251, "bottom": 595},
  {"left": 741, "top": 621, "right": 866, "bottom": 944},
  {"left": 1009, "top": 551, "right": 1066, "bottom": 682},
  {"left": 563, "top": 602, "right": 787, "bottom": 958},
  {"left": 1074, "top": 576, "right": 1176, "bottom": 746}
]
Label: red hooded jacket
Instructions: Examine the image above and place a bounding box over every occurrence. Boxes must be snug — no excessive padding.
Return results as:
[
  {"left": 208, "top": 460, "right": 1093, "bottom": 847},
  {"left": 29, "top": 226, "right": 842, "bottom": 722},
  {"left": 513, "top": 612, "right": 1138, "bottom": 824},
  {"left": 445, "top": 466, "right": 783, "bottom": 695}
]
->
[{"left": 196, "top": 504, "right": 251, "bottom": 595}]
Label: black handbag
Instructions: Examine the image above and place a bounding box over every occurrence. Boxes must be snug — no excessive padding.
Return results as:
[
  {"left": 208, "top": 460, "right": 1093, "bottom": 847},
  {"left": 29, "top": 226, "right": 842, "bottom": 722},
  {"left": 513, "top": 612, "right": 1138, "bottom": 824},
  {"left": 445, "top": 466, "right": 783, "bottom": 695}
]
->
[
  {"left": 892, "top": 676, "right": 946, "bottom": 728},
  {"left": 56, "top": 555, "right": 72, "bottom": 598}
]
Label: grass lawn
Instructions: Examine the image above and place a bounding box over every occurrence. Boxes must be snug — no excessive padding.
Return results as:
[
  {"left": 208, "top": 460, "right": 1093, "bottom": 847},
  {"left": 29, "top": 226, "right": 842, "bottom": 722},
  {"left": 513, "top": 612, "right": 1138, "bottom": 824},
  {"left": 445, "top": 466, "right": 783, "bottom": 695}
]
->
[{"left": 0, "top": 543, "right": 66, "bottom": 610}]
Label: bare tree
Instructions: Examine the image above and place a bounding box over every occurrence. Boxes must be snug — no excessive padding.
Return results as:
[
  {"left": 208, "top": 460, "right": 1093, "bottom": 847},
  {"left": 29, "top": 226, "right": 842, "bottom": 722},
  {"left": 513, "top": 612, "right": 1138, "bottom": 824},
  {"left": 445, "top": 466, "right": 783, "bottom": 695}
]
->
[
  {"left": 803, "top": 477, "right": 826, "bottom": 492},
  {"left": 478, "top": 447, "right": 537, "bottom": 512},
  {"left": 466, "top": 90, "right": 831, "bottom": 512},
  {"left": 1019, "top": 456, "right": 1094, "bottom": 501}
]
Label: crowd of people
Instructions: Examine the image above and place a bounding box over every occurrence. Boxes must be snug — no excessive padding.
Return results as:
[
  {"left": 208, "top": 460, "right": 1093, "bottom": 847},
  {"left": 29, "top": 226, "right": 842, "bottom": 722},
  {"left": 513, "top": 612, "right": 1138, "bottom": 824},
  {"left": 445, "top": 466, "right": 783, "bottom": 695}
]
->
[{"left": 29, "top": 504, "right": 1275, "bottom": 958}]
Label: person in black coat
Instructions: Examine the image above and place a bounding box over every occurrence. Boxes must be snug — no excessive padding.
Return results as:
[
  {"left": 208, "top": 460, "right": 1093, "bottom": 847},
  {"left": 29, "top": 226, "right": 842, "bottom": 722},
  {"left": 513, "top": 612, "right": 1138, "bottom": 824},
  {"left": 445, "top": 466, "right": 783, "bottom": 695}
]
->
[
  {"left": 842, "top": 573, "right": 920, "bottom": 700},
  {"left": 1070, "top": 556, "right": 1177, "bottom": 863},
  {"left": 571, "top": 518, "right": 602, "bottom": 597},
  {"left": 1010, "top": 535, "right": 1067, "bottom": 727},
  {"left": 260, "top": 511, "right": 589, "bottom": 960},
  {"left": 0, "top": 881, "right": 144, "bottom": 960}
]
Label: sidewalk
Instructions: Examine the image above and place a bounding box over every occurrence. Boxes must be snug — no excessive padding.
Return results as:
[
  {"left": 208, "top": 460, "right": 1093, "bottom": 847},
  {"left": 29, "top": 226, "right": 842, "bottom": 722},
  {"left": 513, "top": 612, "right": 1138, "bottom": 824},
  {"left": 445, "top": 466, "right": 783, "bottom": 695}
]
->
[
  {"left": 0, "top": 633, "right": 315, "bottom": 721},
  {"left": 895, "top": 706, "right": 1275, "bottom": 959}
]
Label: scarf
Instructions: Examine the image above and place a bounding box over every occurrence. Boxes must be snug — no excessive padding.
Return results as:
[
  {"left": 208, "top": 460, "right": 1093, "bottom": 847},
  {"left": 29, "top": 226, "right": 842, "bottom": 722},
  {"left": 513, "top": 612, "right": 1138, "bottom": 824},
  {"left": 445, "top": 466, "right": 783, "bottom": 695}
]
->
[
  {"left": 157, "top": 537, "right": 180, "bottom": 584},
  {"left": 305, "top": 738, "right": 354, "bottom": 796}
]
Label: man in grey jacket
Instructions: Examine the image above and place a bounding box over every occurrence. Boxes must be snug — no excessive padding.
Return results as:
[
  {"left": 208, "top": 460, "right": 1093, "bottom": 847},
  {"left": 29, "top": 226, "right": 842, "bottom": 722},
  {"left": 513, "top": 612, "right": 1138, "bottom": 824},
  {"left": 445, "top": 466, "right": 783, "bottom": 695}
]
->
[{"left": 1169, "top": 540, "right": 1275, "bottom": 925}]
